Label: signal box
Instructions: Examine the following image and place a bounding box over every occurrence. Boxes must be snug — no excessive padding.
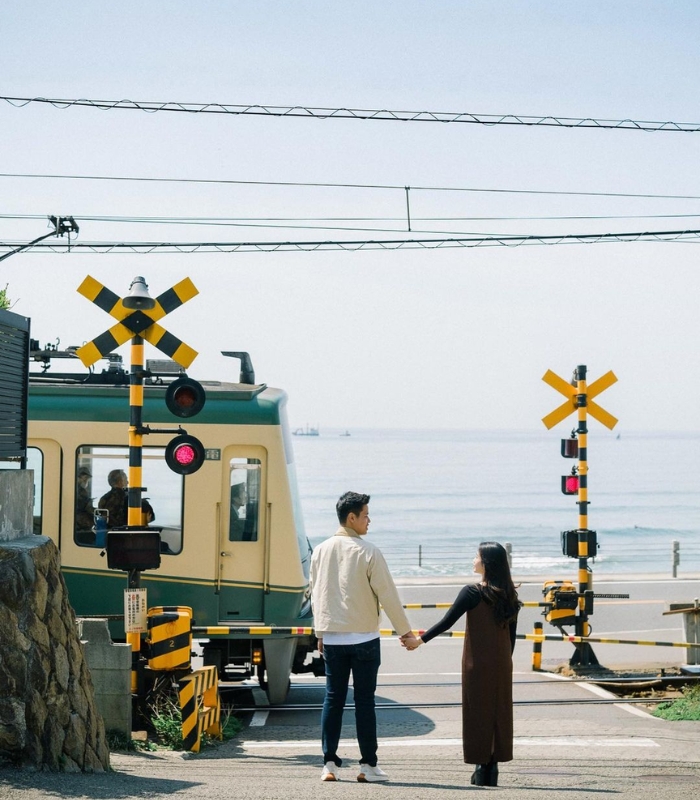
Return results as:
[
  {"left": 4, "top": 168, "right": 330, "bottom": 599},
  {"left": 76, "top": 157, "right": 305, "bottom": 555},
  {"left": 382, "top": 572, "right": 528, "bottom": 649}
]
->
[
  {"left": 561, "top": 529, "right": 598, "bottom": 559},
  {"left": 146, "top": 606, "right": 193, "bottom": 671},
  {"left": 106, "top": 530, "right": 162, "bottom": 572}
]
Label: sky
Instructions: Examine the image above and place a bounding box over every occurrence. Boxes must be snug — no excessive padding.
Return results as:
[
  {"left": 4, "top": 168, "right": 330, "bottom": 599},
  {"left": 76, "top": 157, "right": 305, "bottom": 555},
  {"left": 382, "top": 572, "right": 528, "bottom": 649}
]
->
[{"left": 2, "top": 1, "right": 700, "bottom": 432}]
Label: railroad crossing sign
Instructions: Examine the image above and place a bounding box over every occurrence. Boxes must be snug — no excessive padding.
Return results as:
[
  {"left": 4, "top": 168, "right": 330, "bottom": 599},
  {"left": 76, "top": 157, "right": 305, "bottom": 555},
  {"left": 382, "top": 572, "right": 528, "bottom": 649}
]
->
[
  {"left": 541, "top": 368, "right": 618, "bottom": 430},
  {"left": 76, "top": 275, "right": 199, "bottom": 368}
]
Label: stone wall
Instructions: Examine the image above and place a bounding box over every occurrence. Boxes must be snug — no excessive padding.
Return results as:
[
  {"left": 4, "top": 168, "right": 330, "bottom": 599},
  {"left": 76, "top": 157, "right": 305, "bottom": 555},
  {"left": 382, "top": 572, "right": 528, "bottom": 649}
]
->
[
  {"left": 0, "top": 535, "right": 110, "bottom": 771},
  {"left": 0, "top": 470, "right": 33, "bottom": 542}
]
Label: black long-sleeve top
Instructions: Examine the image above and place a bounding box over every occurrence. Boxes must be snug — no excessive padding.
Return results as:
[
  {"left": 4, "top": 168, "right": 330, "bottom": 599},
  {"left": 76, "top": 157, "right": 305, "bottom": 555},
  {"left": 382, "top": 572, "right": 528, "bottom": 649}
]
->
[{"left": 420, "top": 584, "right": 517, "bottom": 653}]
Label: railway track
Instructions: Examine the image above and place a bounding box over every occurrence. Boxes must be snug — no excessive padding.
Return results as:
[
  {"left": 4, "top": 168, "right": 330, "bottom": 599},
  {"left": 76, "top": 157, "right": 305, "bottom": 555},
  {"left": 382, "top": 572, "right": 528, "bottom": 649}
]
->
[{"left": 219, "top": 673, "right": 697, "bottom": 713}]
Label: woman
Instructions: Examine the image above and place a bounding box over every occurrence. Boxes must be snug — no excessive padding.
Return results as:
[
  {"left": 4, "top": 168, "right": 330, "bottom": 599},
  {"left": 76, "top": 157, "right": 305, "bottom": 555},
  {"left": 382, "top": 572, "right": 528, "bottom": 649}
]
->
[{"left": 404, "top": 541, "right": 521, "bottom": 787}]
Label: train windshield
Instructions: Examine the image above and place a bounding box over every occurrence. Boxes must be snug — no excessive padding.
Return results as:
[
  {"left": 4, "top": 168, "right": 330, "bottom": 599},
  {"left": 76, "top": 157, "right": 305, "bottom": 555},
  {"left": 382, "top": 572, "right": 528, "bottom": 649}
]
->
[{"left": 74, "top": 445, "right": 183, "bottom": 553}]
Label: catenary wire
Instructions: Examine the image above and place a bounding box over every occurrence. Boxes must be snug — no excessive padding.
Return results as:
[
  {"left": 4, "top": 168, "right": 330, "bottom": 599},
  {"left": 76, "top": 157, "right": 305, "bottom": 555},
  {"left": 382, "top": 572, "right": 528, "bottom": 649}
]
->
[
  {"left": 2, "top": 171, "right": 700, "bottom": 201},
  {"left": 3, "top": 95, "right": 700, "bottom": 133},
  {"left": 2, "top": 227, "right": 699, "bottom": 255},
  {"left": 4, "top": 212, "right": 700, "bottom": 224}
]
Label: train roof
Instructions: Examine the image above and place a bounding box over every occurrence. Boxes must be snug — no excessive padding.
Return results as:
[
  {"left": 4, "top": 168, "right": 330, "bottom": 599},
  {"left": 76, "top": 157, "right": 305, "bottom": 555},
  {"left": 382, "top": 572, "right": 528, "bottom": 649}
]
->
[
  {"left": 28, "top": 379, "right": 287, "bottom": 426},
  {"left": 27, "top": 348, "right": 288, "bottom": 426}
]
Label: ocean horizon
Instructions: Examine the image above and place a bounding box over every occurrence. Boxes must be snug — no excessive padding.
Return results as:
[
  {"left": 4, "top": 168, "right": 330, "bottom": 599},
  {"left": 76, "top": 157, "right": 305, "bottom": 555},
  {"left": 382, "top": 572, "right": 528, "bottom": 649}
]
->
[{"left": 292, "top": 427, "right": 700, "bottom": 579}]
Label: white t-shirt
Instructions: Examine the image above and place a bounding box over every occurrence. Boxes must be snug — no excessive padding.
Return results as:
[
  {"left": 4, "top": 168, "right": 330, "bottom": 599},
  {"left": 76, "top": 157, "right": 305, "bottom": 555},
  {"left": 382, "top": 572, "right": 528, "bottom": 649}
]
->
[{"left": 322, "top": 631, "right": 379, "bottom": 645}]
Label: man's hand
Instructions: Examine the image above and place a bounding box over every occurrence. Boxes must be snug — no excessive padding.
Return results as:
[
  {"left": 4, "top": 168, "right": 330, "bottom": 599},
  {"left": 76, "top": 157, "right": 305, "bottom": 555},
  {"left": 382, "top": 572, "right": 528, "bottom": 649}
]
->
[
  {"left": 318, "top": 638, "right": 323, "bottom": 655},
  {"left": 399, "top": 631, "right": 422, "bottom": 651}
]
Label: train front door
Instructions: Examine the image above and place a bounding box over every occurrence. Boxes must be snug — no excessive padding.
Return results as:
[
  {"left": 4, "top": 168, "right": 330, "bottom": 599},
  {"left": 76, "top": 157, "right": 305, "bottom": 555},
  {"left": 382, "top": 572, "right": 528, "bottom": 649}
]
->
[{"left": 217, "top": 447, "right": 267, "bottom": 622}]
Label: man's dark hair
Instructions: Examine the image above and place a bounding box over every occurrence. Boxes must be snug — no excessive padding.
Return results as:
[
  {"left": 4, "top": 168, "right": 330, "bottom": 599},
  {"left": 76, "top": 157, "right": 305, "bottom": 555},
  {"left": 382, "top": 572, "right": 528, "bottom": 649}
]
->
[{"left": 336, "top": 491, "right": 370, "bottom": 523}]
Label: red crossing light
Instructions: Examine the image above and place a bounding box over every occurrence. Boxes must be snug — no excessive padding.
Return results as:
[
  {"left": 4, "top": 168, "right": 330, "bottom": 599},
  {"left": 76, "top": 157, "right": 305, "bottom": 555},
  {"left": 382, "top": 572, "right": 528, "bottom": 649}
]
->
[
  {"left": 166, "top": 377, "right": 206, "bottom": 418},
  {"left": 165, "top": 434, "right": 205, "bottom": 475},
  {"left": 561, "top": 474, "right": 579, "bottom": 495}
]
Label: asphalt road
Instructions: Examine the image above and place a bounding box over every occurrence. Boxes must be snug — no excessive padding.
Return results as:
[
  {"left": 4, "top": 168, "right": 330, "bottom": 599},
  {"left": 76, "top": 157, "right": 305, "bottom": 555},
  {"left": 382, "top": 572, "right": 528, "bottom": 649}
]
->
[{"left": 1, "top": 576, "right": 699, "bottom": 799}]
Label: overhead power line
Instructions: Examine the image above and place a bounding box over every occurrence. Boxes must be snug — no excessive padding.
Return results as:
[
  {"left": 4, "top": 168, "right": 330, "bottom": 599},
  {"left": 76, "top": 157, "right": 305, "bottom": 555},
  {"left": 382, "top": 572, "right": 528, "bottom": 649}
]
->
[
  {"left": 5, "top": 212, "right": 700, "bottom": 224},
  {"left": 1, "top": 228, "right": 698, "bottom": 255},
  {"left": 2, "top": 95, "right": 699, "bottom": 133},
  {"left": 2, "top": 171, "right": 700, "bottom": 201}
]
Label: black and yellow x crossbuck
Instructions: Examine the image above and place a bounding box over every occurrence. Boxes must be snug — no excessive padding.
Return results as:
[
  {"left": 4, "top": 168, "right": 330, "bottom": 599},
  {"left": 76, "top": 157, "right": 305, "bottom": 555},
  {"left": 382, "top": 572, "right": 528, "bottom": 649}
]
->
[
  {"left": 542, "top": 364, "right": 618, "bottom": 666},
  {"left": 76, "top": 275, "right": 199, "bottom": 370},
  {"left": 76, "top": 274, "right": 199, "bottom": 692}
]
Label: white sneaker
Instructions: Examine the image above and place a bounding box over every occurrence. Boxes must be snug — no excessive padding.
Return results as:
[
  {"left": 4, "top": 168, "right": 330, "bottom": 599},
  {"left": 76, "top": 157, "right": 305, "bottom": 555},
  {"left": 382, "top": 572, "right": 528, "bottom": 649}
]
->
[
  {"left": 357, "top": 764, "right": 389, "bottom": 782},
  {"left": 321, "top": 762, "right": 339, "bottom": 781}
]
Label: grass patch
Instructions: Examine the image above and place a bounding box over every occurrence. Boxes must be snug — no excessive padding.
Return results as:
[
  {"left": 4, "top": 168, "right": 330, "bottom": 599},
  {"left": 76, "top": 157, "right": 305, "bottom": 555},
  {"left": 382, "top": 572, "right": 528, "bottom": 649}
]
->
[
  {"left": 149, "top": 692, "right": 185, "bottom": 749},
  {"left": 129, "top": 685, "right": 245, "bottom": 752},
  {"left": 653, "top": 684, "right": 700, "bottom": 721}
]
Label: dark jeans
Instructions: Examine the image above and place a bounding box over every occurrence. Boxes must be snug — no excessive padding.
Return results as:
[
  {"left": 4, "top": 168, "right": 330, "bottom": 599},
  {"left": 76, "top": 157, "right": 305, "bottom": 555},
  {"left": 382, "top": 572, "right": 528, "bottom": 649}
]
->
[{"left": 321, "top": 638, "right": 381, "bottom": 767}]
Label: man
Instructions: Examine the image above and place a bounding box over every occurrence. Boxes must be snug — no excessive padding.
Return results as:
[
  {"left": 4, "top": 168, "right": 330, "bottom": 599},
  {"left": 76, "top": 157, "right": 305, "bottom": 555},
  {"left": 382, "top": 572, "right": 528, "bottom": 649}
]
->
[
  {"left": 98, "top": 469, "right": 128, "bottom": 529},
  {"left": 229, "top": 480, "right": 247, "bottom": 540},
  {"left": 98, "top": 469, "right": 155, "bottom": 529},
  {"left": 309, "top": 491, "right": 418, "bottom": 783},
  {"left": 74, "top": 467, "right": 95, "bottom": 532}
]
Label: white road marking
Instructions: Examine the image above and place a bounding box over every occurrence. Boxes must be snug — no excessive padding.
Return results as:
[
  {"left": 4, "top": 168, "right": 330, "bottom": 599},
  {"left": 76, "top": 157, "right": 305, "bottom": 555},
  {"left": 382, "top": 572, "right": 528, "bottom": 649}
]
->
[
  {"left": 249, "top": 711, "right": 269, "bottom": 727},
  {"left": 242, "top": 736, "right": 658, "bottom": 749},
  {"left": 545, "top": 671, "right": 659, "bottom": 719}
]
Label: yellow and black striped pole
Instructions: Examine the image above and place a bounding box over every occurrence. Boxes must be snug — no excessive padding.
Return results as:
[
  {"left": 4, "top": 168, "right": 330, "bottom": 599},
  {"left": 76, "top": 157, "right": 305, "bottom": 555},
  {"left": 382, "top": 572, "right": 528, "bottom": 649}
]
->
[
  {"left": 532, "top": 621, "right": 543, "bottom": 670},
  {"left": 126, "top": 332, "right": 147, "bottom": 692},
  {"left": 128, "top": 333, "right": 146, "bottom": 528},
  {"left": 572, "top": 364, "right": 597, "bottom": 666}
]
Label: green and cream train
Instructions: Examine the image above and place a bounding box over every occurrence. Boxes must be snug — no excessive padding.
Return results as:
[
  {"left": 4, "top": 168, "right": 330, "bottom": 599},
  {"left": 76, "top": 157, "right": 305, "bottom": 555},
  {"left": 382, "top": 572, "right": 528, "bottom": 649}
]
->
[{"left": 26, "top": 347, "right": 319, "bottom": 703}]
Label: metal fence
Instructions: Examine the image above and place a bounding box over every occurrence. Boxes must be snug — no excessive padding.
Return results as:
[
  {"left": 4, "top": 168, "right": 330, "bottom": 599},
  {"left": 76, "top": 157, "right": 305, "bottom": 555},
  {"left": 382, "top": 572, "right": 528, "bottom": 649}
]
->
[{"left": 381, "top": 539, "right": 700, "bottom": 578}]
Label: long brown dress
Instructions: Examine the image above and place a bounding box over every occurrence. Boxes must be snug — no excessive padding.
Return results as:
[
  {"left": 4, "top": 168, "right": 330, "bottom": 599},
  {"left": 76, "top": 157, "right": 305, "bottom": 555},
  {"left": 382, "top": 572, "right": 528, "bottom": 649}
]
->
[{"left": 421, "top": 584, "right": 516, "bottom": 764}]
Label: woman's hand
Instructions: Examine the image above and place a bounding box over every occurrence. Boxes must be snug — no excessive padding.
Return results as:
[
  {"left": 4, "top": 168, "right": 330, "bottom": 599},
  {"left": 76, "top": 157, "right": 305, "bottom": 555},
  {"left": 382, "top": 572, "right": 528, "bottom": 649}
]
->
[{"left": 400, "top": 633, "right": 423, "bottom": 651}]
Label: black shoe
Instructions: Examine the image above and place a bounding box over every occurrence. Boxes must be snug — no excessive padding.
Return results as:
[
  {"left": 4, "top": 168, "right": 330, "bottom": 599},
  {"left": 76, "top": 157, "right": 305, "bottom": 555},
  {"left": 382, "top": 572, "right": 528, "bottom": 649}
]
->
[
  {"left": 470, "top": 765, "right": 489, "bottom": 786},
  {"left": 485, "top": 762, "right": 498, "bottom": 787}
]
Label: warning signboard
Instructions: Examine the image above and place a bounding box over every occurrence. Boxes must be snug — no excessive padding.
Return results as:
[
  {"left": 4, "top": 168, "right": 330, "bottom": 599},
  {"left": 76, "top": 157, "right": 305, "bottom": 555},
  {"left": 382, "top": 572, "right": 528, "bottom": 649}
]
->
[{"left": 124, "top": 588, "right": 148, "bottom": 634}]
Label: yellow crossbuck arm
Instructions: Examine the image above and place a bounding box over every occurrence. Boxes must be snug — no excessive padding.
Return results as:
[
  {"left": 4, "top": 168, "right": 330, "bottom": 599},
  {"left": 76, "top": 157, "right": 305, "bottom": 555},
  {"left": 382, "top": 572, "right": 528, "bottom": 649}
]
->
[
  {"left": 588, "top": 399, "right": 618, "bottom": 430},
  {"left": 143, "top": 321, "right": 198, "bottom": 369},
  {"left": 77, "top": 275, "right": 125, "bottom": 317},
  {"left": 542, "top": 399, "right": 575, "bottom": 430},
  {"left": 542, "top": 369, "right": 576, "bottom": 399},
  {"left": 588, "top": 370, "right": 617, "bottom": 400},
  {"left": 76, "top": 319, "right": 138, "bottom": 367}
]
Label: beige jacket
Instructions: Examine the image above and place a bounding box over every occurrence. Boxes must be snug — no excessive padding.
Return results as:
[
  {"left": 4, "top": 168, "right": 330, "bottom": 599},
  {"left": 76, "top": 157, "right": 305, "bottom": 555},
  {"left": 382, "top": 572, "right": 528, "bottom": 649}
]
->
[{"left": 309, "top": 526, "right": 411, "bottom": 637}]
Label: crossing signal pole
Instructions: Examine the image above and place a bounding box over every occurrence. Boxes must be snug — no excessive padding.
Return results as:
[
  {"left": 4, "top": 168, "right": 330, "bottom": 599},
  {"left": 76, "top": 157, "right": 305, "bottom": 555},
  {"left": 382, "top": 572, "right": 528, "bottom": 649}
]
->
[
  {"left": 542, "top": 365, "right": 618, "bottom": 666},
  {"left": 76, "top": 274, "right": 205, "bottom": 692}
]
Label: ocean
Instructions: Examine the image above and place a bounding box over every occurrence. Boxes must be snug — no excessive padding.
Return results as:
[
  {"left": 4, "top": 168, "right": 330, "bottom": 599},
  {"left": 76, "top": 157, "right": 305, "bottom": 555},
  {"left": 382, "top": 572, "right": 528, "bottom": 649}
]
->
[{"left": 293, "top": 428, "right": 700, "bottom": 579}]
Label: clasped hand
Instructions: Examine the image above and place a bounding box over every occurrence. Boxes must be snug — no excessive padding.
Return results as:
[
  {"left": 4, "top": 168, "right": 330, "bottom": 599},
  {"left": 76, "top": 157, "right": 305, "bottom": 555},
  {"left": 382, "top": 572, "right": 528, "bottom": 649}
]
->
[{"left": 399, "top": 631, "right": 423, "bottom": 651}]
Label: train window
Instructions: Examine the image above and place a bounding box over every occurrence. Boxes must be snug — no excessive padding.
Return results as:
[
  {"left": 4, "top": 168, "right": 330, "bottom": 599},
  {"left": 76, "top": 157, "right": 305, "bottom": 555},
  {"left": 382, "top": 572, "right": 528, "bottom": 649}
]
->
[
  {"left": 229, "top": 458, "right": 261, "bottom": 542},
  {"left": 3, "top": 447, "right": 43, "bottom": 534},
  {"left": 74, "top": 446, "right": 183, "bottom": 554}
]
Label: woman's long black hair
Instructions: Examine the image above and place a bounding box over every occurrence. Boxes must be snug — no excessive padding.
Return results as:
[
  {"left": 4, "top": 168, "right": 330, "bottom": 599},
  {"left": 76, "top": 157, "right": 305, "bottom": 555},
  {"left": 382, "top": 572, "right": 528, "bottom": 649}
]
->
[{"left": 478, "top": 541, "right": 522, "bottom": 625}]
